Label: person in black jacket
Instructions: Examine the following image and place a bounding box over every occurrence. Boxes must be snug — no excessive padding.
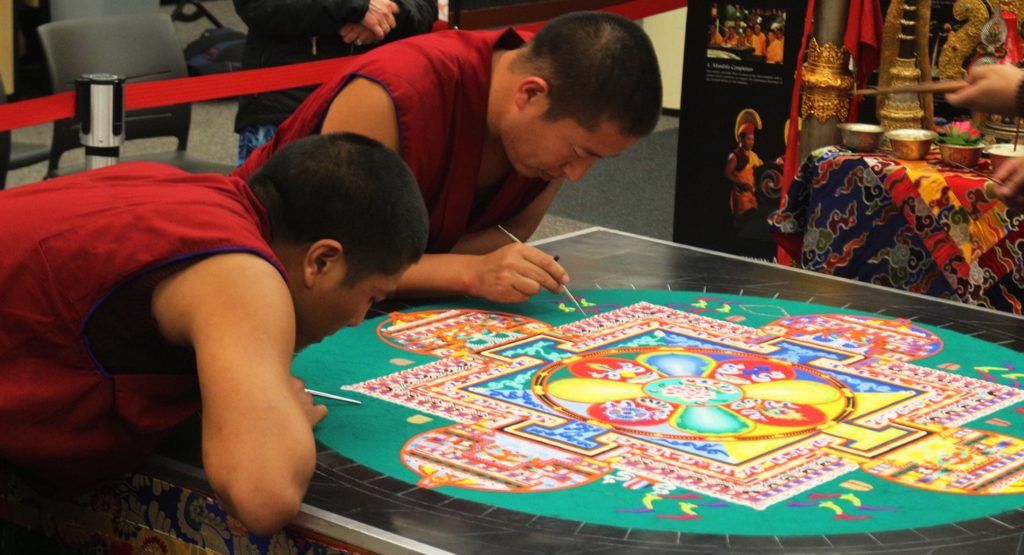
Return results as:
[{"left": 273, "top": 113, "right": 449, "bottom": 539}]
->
[{"left": 233, "top": 0, "right": 438, "bottom": 165}]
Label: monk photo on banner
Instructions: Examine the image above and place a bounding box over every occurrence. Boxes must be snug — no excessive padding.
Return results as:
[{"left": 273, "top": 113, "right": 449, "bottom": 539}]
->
[
  {"left": 724, "top": 109, "right": 764, "bottom": 226},
  {"left": 706, "top": 2, "right": 785, "bottom": 63},
  {"left": 678, "top": 0, "right": 804, "bottom": 259}
]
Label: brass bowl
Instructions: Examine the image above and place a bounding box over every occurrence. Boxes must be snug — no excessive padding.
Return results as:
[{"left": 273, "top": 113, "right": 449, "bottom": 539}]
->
[
  {"left": 837, "top": 123, "right": 884, "bottom": 152},
  {"left": 986, "top": 143, "right": 1024, "bottom": 172},
  {"left": 938, "top": 142, "right": 985, "bottom": 168},
  {"left": 885, "top": 129, "right": 938, "bottom": 160}
]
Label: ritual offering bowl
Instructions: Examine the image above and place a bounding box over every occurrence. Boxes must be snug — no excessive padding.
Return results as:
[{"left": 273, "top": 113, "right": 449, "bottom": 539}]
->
[
  {"left": 985, "top": 143, "right": 1024, "bottom": 172},
  {"left": 938, "top": 142, "right": 985, "bottom": 168},
  {"left": 837, "top": 123, "right": 884, "bottom": 152},
  {"left": 885, "top": 128, "right": 938, "bottom": 161}
]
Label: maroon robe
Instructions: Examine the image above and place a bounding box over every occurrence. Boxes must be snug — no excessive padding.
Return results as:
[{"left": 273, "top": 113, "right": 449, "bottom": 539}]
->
[
  {"left": 0, "top": 162, "right": 282, "bottom": 491},
  {"left": 233, "top": 29, "right": 549, "bottom": 252}
]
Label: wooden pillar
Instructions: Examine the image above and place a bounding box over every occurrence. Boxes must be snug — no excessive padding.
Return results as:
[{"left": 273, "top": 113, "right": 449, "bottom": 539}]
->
[
  {"left": 798, "top": 0, "right": 853, "bottom": 160},
  {"left": 0, "top": 0, "right": 13, "bottom": 95}
]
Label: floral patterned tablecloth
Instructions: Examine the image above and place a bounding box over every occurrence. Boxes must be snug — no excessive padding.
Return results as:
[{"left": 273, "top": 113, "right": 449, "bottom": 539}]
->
[
  {"left": 0, "top": 469, "right": 367, "bottom": 554},
  {"left": 770, "top": 146, "right": 1024, "bottom": 314}
]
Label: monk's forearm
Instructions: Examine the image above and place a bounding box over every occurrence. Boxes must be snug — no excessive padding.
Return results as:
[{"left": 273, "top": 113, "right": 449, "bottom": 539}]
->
[{"left": 394, "top": 253, "right": 479, "bottom": 297}]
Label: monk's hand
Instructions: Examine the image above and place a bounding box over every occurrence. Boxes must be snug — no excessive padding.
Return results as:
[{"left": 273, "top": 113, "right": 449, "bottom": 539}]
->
[
  {"left": 469, "top": 243, "right": 569, "bottom": 303},
  {"left": 945, "top": 64, "right": 1023, "bottom": 118},
  {"left": 992, "top": 157, "right": 1024, "bottom": 212},
  {"left": 290, "top": 376, "right": 328, "bottom": 428},
  {"left": 360, "top": 0, "right": 399, "bottom": 42}
]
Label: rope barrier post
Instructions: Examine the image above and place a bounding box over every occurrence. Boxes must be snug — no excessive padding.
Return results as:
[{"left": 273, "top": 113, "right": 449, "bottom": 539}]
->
[{"left": 75, "top": 73, "right": 126, "bottom": 171}]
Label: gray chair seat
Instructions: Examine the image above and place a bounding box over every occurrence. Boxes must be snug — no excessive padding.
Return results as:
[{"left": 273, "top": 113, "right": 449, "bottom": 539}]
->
[
  {"left": 38, "top": 13, "right": 232, "bottom": 178},
  {"left": 11, "top": 142, "right": 51, "bottom": 168}
]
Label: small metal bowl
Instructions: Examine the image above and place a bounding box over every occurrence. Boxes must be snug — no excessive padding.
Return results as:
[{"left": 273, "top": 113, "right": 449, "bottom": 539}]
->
[
  {"left": 985, "top": 143, "right": 1024, "bottom": 172},
  {"left": 885, "top": 128, "right": 938, "bottom": 160},
  {"left": 837, "top": 123, "right": 884, "bottom": 152},
  {"left": 938, "top": 142, "right": 985, "bottom": 168}
]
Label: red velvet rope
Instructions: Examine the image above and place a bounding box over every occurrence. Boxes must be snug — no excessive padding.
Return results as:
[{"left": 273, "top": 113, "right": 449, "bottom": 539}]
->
[{"left": 0, "top": 0, "right": 684, "bottom": 133}]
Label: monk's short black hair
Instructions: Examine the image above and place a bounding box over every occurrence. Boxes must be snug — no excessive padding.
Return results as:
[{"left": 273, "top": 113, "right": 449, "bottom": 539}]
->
[
  {"left": 517, "top": 11, "right": 663, "bottom": 137},
  {"left": 248, "top": 133, "right": 428, "bottom": 284}
]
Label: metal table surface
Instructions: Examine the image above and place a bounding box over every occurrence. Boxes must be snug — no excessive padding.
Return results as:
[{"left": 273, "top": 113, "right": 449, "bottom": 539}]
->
[{"left": 153, "top": 227, "right": 1024, "bottom": 555}]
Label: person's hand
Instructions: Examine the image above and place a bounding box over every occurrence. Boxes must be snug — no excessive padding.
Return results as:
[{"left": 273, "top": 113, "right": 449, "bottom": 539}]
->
[
  {"left": 339, "top": 22, "right": 378, "bottom": 46},
  {"left": 355, "top": 0, "right": 399, "bottom": 43},
  {"left": 991, "top": 156, "right": 1024, "bottom": 211},
  {"left": 468, "top": 243, "right": 569, "bottom": 303},
  {"left": 289, "top": 376, "right": 328, "bottom": 428},
  {"left": 945, "top": 64, "right": 1024, "bottom": 118}
]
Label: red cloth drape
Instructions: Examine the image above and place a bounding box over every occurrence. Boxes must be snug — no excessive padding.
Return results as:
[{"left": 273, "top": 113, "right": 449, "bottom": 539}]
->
[
  {"left": 775, "top": 0, "right": 818, "bottom": 265},
  {"left": 844, "top": 0, "right": 884, "bottom": 120},
  {"left": 776, "top": 0, "right": 883, "bottom": 264}
]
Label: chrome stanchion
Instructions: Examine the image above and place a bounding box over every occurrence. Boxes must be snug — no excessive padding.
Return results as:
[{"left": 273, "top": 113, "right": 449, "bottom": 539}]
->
[{"left": 75, "top": 73, "right": 125, "bottom": 171}]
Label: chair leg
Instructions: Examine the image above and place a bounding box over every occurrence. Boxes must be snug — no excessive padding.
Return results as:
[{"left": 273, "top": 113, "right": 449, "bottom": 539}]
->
[{"left": 170, "top": 0, "right": 223, "bottom": 28}]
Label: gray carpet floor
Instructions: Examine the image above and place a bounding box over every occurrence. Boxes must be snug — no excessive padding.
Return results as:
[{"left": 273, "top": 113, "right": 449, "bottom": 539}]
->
[{"left": 5, "top": 0, "right": 678, "bottom": 241}]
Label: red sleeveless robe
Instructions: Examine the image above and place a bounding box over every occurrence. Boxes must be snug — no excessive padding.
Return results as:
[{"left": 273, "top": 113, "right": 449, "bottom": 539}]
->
[
  {"left": 0, "top": 162, "right": 282, "bottom": 492},
  {"left": 233, "top": 29, "right": 548, "bottom": 252}
]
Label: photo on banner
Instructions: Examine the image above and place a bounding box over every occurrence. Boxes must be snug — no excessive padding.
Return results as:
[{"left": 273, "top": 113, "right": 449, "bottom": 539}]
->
[{"left": 674, "top": 0, "right": 806, "bottom": 259}]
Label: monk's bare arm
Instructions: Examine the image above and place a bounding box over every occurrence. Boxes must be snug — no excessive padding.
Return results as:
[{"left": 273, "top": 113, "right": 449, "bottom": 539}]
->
[
  {"left": 450, "top": 179, "right": 564, "bottom": 255},
  {"left": 395, "top": 180, "right": 568, "bottom": 302},
  {"left": 152, "top": 253, "right": 326, "bottom": 536},
  {"left": 320, "top": 80, "right": 570, "bottom": 303},
  {"left": 320, "top": 77, "right": 400, "bottom": 150}
]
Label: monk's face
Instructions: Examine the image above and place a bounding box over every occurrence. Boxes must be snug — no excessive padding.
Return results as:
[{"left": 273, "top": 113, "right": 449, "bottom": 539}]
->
[
  {"left": 503, "top": 110, "right": 638, "bottom": 183},
  {"left": 292, "top": 266, "right": 402, "bottom": 350},
  {"left": 741, "top": 132, "right": 755, "bottom": 151}
]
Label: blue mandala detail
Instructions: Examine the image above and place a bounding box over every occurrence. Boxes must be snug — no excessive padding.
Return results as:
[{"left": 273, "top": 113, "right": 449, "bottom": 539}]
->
[
  {"left": 496, "top": 339, "right": 571, "bottom": 362},
  {"left": 661, "top": 332, "right": 718, "bottom": 348},
  {"left": 766, "top": 341, "right": 849, "bottom": 364},
  {"left": 471, "top": 388, "right": 553, "bottom": 413},
  {"left": 649, "top": 438, "right": 730, "bottom": 460},
  {"left": 830, "top": 373, "right": 905, "bottom": 393},
  {"left": 519, "top": 421, "right": 608, "bottom": 450}
]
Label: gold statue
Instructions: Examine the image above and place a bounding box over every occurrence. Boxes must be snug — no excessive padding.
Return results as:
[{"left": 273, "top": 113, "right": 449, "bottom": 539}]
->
[
  {"left": 877, "top": 0, "right": 934, "bottom": 129},
  {"left": 938, "top": 1, "right": 1024, "bottom": 140}
]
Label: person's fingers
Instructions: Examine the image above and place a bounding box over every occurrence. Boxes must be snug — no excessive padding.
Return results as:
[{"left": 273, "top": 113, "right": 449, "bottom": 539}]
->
[
  {"left": 945, "top": 83, "right": 984, "bottom": 108},
  {"left": 518, "top": 246, "right": 569, "bottom": 293},
  {"left": 994, "top": 157, "right": 1024, "bottom": 183},
  {"left": 507, "top": 278, "right": 540, "bottom": 302},
  {"left": 994, "top": 165, "right": 1015, "bottom": 185},
  {"left": 1002, "top": 163, "right": 1024, "bottom": 210},
  {"left": 340, "top": 25, "right": 360, "bottom": 43},
  {"left": 994, "top": 177, "right": 1024, "bottom": 207},
  {"left": 1011, "top": 160, "right": 1024, "bottom": 187},
  {"left": 310, "top": 403, "right": 328, "bottom": 426},
  {"left": 369, "top": 20, "right": 386, "bottom": 40},
  {"left": 943, "top": 89, "right": 968, "bottom": 107},
  {"left": 289, "top": 376, "right": 329, "bottom": 426},
  {"left": 354, "top": 28, "right": 375, "bottom": 45},
  {"left": 491, "top": 248, "right": 547, "bottom": 296}
]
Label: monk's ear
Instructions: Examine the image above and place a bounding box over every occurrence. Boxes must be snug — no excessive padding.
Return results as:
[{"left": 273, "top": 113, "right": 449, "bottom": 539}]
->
[
  {"left": 301, "top": 239, "right": 345, "bottom": 287},
  {"left": 513, "top": 76, "right": 550, "bottom": 111}
]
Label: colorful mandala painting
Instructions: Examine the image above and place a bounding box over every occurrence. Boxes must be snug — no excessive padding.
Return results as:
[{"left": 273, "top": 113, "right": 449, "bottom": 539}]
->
[{"left": 293, "top": 290, "right": 1024, "bottom": 536}]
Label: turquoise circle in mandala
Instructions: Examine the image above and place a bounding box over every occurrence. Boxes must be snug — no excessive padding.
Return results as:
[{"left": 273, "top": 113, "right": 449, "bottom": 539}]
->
[{"left": 643, "top": 376, "right": 743, "bottom": 406}]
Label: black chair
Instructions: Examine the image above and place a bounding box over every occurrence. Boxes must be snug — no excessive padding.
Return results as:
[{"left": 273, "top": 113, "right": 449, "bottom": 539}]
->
[
  {"left": 170, "top": 0, "right": 223, "bottom": 28},
  {"left": 37, "top": 13, "right": 233, "bottom": 178},
  {"left": 0, "top": 77, "right": 51, "bottom": 189}
]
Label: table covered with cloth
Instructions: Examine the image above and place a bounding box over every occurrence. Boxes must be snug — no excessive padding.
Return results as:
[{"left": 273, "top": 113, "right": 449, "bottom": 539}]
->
[{"left": 769, "top": 145, "right": 1024, "bottom": 314}]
